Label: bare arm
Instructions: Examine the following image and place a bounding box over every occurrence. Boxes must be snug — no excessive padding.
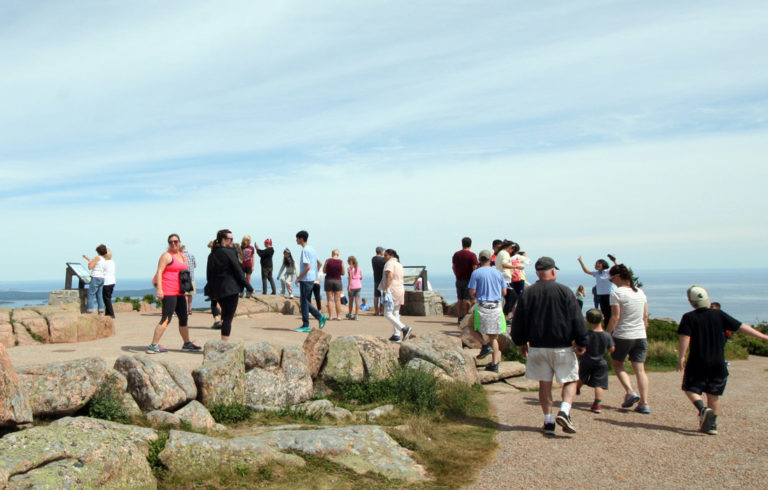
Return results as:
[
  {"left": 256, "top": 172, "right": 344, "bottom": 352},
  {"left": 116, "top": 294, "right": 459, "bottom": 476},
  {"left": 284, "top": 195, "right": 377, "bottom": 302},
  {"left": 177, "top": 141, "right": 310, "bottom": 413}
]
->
[
  {"left": 322, "top": 259, "right": 328, "bottom": 274},
  {"left": 736, "top": 324, "right": 768, "bottom": 342},
  {"left": 577, "top": 256, "right": 592, "bottom": 275},
  {"left": 606, "top": 304, "right": 620, "bottom": 334},
  {"left": 155, "top": 253, "right": 171, "bottom": 299},
  {"left": 383, "top": 270, "right": 392, "bottom": 291},
  {"left": 643, "top": 302, "right": 649, "bottom": 328},
  {"left": 677, "top": 335, "right": 691, "bottom": 372},
  {"left": 470, "top": 289, "right": 477, "bottom": 302},
  {"left": 83, "top": 255, "right": 100, "bottom": 270}
]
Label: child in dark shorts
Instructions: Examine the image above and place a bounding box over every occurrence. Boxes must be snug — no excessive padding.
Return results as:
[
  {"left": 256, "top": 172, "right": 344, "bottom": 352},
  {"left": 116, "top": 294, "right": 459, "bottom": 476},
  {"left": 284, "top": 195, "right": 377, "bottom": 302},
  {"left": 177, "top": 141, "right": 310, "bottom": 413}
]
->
[
  {"left": 578, "top": 309, "right": 615, "bottom": 413},
  {"left": 677, "top": 286, "right": 768, "bottom": 435}
]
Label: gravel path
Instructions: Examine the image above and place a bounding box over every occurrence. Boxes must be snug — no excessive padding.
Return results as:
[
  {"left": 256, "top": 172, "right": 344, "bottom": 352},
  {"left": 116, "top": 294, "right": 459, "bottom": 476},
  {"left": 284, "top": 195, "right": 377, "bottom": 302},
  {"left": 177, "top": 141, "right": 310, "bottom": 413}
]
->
[{"left": 467, "top": 356, "right": 768, "bottom": 489}]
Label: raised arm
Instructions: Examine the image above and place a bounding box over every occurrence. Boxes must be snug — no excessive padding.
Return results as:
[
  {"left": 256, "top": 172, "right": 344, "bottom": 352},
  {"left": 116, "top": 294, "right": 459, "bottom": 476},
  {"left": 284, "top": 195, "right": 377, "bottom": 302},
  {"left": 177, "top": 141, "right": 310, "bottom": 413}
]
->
[
  {"left": 736, "top": 324, "right": 768, "bottom": 342},
  {"left": 577, "top": 256, "right": 592, "bottom": 275}
]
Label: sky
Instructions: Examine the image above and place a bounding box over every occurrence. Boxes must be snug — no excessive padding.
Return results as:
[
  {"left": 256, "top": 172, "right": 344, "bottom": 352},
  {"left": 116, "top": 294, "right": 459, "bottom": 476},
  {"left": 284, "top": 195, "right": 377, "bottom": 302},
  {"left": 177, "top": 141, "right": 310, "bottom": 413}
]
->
[{"left": 1, "top": 0, "right": 767, "bottom": 283}]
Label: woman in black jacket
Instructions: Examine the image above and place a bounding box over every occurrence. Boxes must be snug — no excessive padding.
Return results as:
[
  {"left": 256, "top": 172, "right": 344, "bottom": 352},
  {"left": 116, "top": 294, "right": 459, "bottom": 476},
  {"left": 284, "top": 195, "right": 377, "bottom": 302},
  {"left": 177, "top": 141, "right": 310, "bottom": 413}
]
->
[{"left": 206, "top": 229, "right": 254, "bottom": 341}]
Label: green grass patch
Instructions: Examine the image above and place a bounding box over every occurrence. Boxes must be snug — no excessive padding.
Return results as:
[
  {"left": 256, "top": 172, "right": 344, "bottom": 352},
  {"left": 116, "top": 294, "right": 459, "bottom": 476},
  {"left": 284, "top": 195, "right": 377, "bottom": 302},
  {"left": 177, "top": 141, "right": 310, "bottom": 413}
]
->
[
  {"left": 333, "top": 365, "right": 439, "bottom": 414},
  {"left": 86, "top": 384, "right": 128, "bottom": 423},
  {"left": 209, "top": 403, "right": 254, "bottom": 425}
]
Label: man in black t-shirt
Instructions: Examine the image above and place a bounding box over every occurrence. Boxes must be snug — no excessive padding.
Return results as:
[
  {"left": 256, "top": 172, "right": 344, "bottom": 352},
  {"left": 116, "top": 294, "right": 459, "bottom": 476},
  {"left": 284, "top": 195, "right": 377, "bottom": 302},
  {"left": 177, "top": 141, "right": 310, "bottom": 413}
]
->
[
  {"left": 677, "top": 285, "right": 768, "bottom": 435},
  {"left": 371, "top": 247, "right": 387, "bottom": 316}
]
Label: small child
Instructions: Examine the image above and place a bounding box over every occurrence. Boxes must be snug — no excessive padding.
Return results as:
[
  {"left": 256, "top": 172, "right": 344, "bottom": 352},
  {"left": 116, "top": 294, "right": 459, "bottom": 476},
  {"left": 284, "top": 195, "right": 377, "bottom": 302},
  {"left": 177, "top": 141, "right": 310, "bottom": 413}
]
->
[{"left": 577, "top": 309, "right": 615, "bottom": 413}]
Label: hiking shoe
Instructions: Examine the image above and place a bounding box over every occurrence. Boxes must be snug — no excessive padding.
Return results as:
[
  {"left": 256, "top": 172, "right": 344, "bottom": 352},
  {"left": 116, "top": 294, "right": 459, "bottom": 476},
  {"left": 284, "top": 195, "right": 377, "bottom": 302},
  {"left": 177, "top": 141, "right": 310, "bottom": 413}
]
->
[
  {"left": 345, "top": 313, "right": 353, "bottom": 319},
  {"left": 590, "top": 403, "right": 602, "bottom": 414},
  {"left": 476, "top": 344, "right": 493, "bottom": 360},
  {"left": 388, "top": 335, "right": 401, "bottom": 343},
  {"left": 211, "top": 321, "right": 222, "bottom": 330},
  {"left": 706, "top": 420, "right": 718, "bottom": 435},
  {"left": 700, "top": 408, "right": 716, "bottom": 434},
  {"left": 182, "top": 342, "right": 202, "bottom": 352},
  {"left": 634, "top": 403, "right": 651, "bottom": 414},
  {"left": 484, "top": 363, "right": 499, "bottom": 373},
  {"left": 556, "top": 411, "right": 577, "bottom": 434},
  {"left": 401, "top": 326, "right": 413, "bottom": 341},
  {"left": 147, "top": 344, "right": 168, "bottom": 354},
  {"left": 319, "top": 315, "right": 328, "bottom": 329},
  {"left": 622, "top": 392, "right": 641, "bottom": 408},
  {"left": 295, "top": 326, "right": 311, "bottom": 333},
  {"left": 542, "top": 422, "right": 556, "bottom": 434},
  {"left": 352, "top": 314, "right": 358, "bottom": 320}
]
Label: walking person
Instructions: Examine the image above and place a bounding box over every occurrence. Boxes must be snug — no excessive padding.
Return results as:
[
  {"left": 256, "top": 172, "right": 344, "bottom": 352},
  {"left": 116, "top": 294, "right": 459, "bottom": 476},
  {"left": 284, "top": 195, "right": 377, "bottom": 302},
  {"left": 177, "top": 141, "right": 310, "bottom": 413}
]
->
[
  {"left": 102, "top": 248, "right": 116, "bottom": 318},
  {"left": 82, "top": 244, "right": 109, "bottom": 314},
  {"left": 255, "top": 238, "right": 277, "bottom": 295},
  {"left": 240, "top": 236, "right": 255, "bottom": 297},
  {"left": 323, "top": 249, "right": 345, "bottom": 320},
  {"left": 677, "top": 285, "right": 768, "bottom": 435},
  {"left": 606, "top": 263, "right": 651, "bottom": 413},
  {"left": 379, "top": 249, "right": 412, "bottom": 342},
  {"left": 294, "top": 230, "right": 327, "bottom": 333},
  {"left": 276, "top": 248, "right": 296, "bottom": 297},
  {"left": 346, "top": 256, "right": 363, "bottom": 320},
  {"left": 371, "top": 246, "right": 387, "bottom": 316},
  {"left": 467, "top": 250, "right": 507, "bottom": 372},
  {"left": 206, "top": 229, "right": 254, "bottom": 341},
  {"left": 512, "top": 257, "right": 588, "bottom": 435},
  {"left": 180, "top": 245, "right": 197, "bottom": 314},
  {"left": 147, "top": 234, "right": 201, "bottom": 354}
]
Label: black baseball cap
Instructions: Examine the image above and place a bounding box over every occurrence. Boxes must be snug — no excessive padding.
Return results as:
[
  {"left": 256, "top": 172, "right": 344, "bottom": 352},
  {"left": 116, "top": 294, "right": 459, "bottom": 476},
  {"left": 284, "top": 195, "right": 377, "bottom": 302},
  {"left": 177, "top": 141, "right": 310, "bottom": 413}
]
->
[{"left": 535, "top": 256, "right": 559, "bottom": 271}]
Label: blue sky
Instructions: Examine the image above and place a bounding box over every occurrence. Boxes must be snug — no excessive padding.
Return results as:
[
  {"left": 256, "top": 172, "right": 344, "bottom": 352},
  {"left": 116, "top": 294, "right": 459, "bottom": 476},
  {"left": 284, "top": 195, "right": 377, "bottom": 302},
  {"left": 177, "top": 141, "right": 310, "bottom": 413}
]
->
[{"left": 1, "top": 0, "right": 767, "bottom": 282}]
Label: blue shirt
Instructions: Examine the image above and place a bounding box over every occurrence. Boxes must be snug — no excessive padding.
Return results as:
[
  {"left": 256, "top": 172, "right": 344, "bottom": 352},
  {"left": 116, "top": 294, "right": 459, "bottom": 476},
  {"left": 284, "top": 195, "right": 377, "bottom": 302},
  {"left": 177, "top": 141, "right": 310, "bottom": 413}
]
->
[
  {"left": 468, "top": 266, "right": 505, "bottom": 302},
  {"left": 299, "top": 244, "right": 319, "bottom": 283}
]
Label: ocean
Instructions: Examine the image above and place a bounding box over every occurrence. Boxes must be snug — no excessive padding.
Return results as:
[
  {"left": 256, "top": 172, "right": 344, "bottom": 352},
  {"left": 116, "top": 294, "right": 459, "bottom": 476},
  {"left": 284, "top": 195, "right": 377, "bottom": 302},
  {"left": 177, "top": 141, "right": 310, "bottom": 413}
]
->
[{"left": 1, "top": 268, "right": 766, "bottom": 323}]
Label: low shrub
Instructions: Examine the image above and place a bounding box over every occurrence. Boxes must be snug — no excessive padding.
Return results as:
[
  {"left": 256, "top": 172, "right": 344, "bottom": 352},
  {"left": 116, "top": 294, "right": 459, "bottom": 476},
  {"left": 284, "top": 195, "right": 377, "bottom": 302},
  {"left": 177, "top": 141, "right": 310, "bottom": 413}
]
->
[
  {"left": 644, "top": 341, "right": 678, "bottom": 370},
  {"left": 724, "top": 341, "right": 749, "bottom": 360},
  {"left": 437, "top": 382, "right": 488, "bottom": 419},
  {"left": 646, "top": 318, "right": 679, "bottom": 343},
  {"left": 334, "top": 366, "right": 439, "bottom": 414},
  {"left": 87, "top": 385, "right": 128, "bottom": 423},
  {"left": 147, "top": 430, "right": 169, "bottom": 471},
  {"left": 209, "top": 403, "right": 254, "bottom": 424},
  {"left": 502, "top": 346, "right": 526, "bottom": 364}
]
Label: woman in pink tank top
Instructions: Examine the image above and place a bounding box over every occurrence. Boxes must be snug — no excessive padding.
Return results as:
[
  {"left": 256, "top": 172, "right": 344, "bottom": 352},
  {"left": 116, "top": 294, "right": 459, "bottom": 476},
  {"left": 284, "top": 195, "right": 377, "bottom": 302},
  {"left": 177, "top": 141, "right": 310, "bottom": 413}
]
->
[
  {"left": 346, "top": 256, "right": 363, "bottom": 319},
  {"left": 147, "top": 233, "right": 200, "bottom": 354}
]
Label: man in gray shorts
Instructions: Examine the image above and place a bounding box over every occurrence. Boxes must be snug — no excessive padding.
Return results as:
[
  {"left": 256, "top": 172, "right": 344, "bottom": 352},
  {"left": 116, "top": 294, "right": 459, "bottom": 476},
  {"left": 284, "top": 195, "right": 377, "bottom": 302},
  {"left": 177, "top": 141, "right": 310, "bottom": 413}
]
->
[{"left": 512, "top": 257, "right": 589, "bottom": 435}]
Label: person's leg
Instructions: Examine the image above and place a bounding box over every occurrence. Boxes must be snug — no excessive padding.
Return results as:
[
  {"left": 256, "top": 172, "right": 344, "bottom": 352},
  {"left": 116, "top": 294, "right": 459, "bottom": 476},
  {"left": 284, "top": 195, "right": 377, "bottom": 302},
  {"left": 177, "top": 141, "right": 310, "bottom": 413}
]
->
[
  {"left": 219, "top": 294, "right": 238, "bottom": 341},
  {"left": 348, "top": 291, "right": 354, "bottom": 315},
  {"left": 261, "top": 268, "right": 268, "bottom": 295},
  {"left": 305, "top": 283, "right": 322, "bottom": 320},
  {"left": 95, "top": 279, "right": 105, "bottom": 313},
  {"left": 488, "top": 334, "right": 500, "bottom": 365},
  {"left": 335, "top": 291, "right": 342, "bottom": 319},
  {"left": 384, "top": 306, "right": 406, "bottom": 337},
  {"left": 538, "top": 381, "right": 554, "bottom": 415},
  {"left": 326, "top": 291, "right": 335, "bottom": 318},
  {"left": 287, "top": 275, "right": 294, "bottom": 297},
  {"left": 211, "top": 299, "right": 220, "bottom": 320},
  {"left": 632, "top": 361, "right": 650, "bottom": 404},
  {"left": 102, "top": 284, "right": 115, "bottom": 317},
  {"left": 299, "top": 282, "right": 311, "bottom": 326},
  {"left": 599, "top": 295, "right": 612, "bottom": 325},
  {"left": 267, "top": 268, "right": 276, "bottom": 294},
  {"left": 151, "top": 297, "right": 176, "bottom": 345},
  {"left": 594, "top": 386, "right": 604, "bottom": 402},
  {"left": 313, "top": 283, "right": 322, "bottom": 310},
  {"left": 175, "top": 296, "right": 191, "bottom": 343},
  {"left": 561, "top": 381, "right": 578, "bottom": 406},
  {"left": 374, "top": 289, "right": 380, "bottom": 315},
  {"left": 612, "top": 359, "right": 635, "bottom": 394},
  {"left": 705, "top": 393, "right": 721, "bottom": 414}
]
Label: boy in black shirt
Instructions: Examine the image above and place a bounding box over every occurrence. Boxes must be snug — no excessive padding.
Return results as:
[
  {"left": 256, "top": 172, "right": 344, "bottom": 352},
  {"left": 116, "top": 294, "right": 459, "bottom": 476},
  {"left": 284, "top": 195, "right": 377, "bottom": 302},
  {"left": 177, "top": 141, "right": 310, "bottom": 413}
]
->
[
  {"left": 577, "top": 309, "right": 615, "bottom": 414},
  {"left": 677, "top": 285, "right": 768, "bottom": 435}
]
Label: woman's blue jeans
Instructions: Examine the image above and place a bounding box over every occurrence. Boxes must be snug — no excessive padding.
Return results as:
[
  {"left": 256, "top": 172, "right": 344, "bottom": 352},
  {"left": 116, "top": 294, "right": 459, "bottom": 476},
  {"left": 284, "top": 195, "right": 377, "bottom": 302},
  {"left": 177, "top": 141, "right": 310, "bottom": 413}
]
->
[{"left": 87, "top": 277, "right": 105, "bottom": 312}]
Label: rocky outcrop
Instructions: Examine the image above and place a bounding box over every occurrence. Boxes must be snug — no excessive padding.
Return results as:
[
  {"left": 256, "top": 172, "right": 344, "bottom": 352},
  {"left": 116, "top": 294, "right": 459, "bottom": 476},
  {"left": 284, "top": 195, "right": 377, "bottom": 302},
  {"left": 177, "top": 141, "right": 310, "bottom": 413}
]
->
[
  {"left": 400, "top": 333, "right": 479, "bottom": 385},
  {"left": 321, "top": 336, "right": 365, "bottom": 383},
  {"left": 302, "top": 328, "right": 331, "bottom": 378},
  {"left": 354, "top": 336, "right": 400, "bottom": 381},
  {"left": 159, "top": 430, "right": 304, "bottom": 474},
  {"left": 16, "top": 357, "right": 109, "bottom": 417},
  {"left": 159, "top": 425, "right": 428, "bottom": 481},
  {"left": 0, "top": 417, "right": 157, "bottom": 488},
  {"left": 192, "top": 341, "right": 246, "bottom": 407},
  {"left": 1, "top": 307, "right": 115, "bottom": 348},
  {"left": 115, "top": 355, "right": 194, "bottom": 411},
  {"left": 244, "top": 342, "right": 282, "bottom": 372},
  {"left": 476, "top": 361, "right": 526, "bottom": 384},
  {"left": 0, "top": 320, "right": 13, "bottom": 348},
  {"left": 0, "top": 344, "right": 32, "bottom": 426},
  {"left": 245, "top": 346, "right": 313, "bottom": 408},
  {"left": 175, "top": 400, "right": 217, "bottom": 430}
]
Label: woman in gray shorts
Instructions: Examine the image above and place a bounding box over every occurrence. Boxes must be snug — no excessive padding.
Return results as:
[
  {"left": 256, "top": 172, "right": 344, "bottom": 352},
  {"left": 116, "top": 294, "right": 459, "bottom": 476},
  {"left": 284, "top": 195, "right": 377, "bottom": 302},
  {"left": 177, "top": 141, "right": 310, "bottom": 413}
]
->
[
  {"left": 606, "top": 264, "right": 650, "bottom": 414},
  {"left": 323, "top": 249, "right": 346, "bottom": 320}
]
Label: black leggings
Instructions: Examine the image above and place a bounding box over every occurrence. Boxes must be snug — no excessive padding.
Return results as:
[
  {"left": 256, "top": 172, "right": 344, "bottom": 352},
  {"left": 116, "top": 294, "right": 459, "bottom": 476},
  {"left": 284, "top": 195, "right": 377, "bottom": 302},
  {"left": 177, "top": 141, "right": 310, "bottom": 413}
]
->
[
  {"left": 598, "top": 294, "right": 612, "bottom": 325},
  {"left": 160, "top": 295, "right": 188, "bottom": 327},
  {"left": 503, "top": 286, "right": 519, "bottom": 316},
  {"left": 312, "top": 283, "right": 322, "bottom": 310},
  {"left": 103, "top": 284, "right": 115, "bottom": 318},
  {"left": 218, "top": 294, "right": 239, "bottom": 337}
]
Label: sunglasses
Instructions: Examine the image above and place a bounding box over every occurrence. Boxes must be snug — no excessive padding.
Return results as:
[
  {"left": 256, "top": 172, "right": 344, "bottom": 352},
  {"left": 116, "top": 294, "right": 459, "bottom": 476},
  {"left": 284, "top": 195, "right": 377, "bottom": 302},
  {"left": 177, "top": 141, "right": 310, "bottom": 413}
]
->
[{"left": 168, "top": 239, "right": 180, "bottom": 244}]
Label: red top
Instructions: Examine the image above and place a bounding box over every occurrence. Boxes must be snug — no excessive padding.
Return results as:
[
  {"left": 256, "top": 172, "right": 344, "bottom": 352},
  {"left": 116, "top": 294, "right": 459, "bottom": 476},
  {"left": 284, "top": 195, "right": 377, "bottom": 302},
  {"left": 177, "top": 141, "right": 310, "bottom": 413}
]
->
[
  {"left": 325, "top": 258, "right": 343, "bottom": 280},
  {"left": 242, "top": 246, "right": 255, "bottom": 267},
  {"left": 161, "top": 253, "right": 188, "bottom": 296},
  {"left": 452, "top": 249, "right": 478, "bottom": 281}
]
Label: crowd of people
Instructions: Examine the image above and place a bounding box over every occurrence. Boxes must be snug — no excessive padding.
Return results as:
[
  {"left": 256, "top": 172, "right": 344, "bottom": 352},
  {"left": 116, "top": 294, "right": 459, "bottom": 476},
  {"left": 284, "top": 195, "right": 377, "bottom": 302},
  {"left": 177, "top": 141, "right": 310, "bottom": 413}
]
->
[{"left": 82, "top": 233, "right": 767, "bottom": 436}]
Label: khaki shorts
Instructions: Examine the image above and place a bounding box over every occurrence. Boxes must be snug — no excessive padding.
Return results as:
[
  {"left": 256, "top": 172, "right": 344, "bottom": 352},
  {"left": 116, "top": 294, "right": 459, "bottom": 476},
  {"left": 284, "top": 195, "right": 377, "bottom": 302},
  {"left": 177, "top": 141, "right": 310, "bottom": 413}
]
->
[{"left": 525, "top": 347, "right": 579, "bottom": 383}]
